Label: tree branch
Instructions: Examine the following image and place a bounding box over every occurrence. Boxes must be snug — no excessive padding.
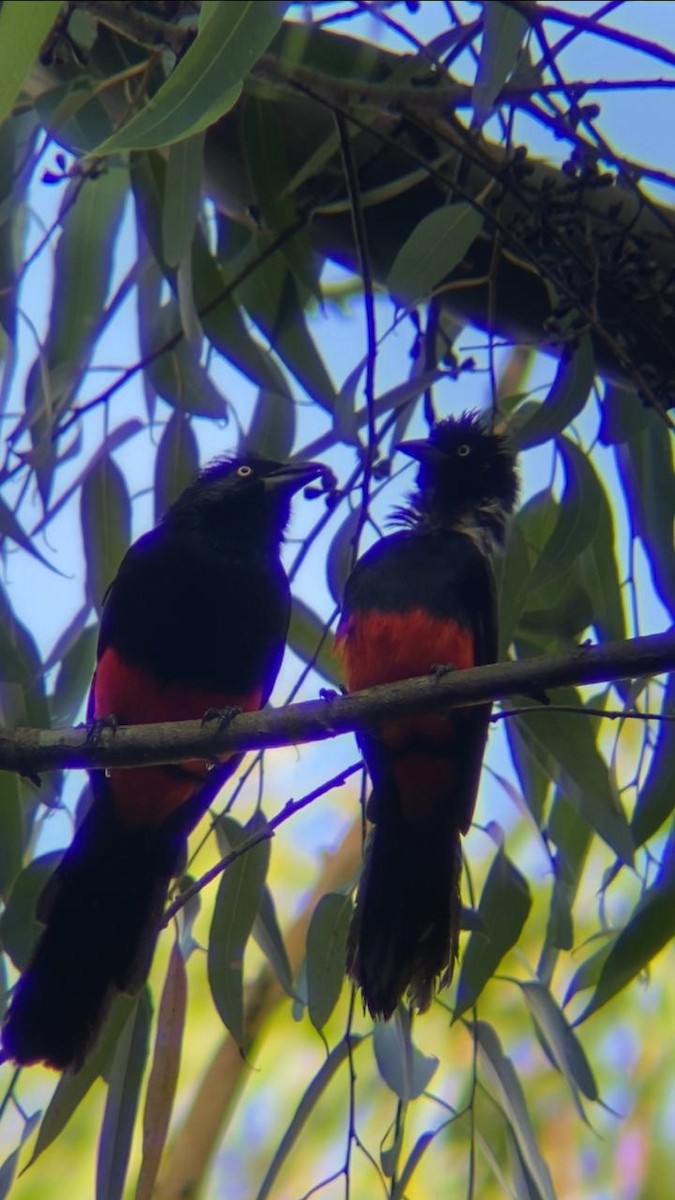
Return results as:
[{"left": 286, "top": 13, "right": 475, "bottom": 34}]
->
[{"left": 0, "top": 631, "right": 672, "bottom": 777}]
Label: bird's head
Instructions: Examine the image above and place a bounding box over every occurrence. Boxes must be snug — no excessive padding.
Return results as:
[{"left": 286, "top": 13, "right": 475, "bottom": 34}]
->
[{"left": 396, "top": 412, "right": 519, "bottom": 547}]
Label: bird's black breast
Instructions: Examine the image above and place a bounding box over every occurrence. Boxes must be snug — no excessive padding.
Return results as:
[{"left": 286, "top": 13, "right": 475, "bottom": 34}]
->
[{"left": 98, "top": 528, "right": 290, "bottom": 701}]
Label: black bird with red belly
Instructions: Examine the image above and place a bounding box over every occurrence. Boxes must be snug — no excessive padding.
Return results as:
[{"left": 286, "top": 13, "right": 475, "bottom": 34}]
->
[
  {"left": 336, "top": 413, "right": 518, "bottom": 1019},
  {"left": 2, "top": 455, "right": 325, "bottom": 1070}
]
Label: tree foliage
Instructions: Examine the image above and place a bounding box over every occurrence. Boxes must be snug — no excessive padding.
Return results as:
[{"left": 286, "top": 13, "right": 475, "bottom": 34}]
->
[{"left": 0, "top": 3, "right": 673, "bottom": 1198}]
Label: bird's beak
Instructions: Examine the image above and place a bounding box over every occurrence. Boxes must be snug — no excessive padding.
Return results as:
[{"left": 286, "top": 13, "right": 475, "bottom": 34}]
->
[
  {"left": 262, "top": 460, "right": 331, "bottom": 495},
  {"left": 395, "top": 439, "right": 442, "bottom": 464}
]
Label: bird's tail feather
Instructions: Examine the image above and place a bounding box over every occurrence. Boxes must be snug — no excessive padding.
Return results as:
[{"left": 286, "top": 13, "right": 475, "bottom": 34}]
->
[
  {"left": 347, "top": 796, "right": 461, "bottom": 1021},
  {"left": 2, "top": 790, "right": 181, "bottom": 1070}
]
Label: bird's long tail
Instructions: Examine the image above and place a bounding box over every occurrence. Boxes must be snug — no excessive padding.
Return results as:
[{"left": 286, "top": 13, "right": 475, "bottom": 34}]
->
[
  {"left": 347, "top": 797, "right": 462, "bottom": 1021},
  {"left": 2, "top": 789, "right": 181, "bottom": 1071}
]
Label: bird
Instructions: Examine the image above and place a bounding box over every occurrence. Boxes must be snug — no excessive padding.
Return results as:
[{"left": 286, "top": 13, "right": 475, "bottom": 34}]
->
[
  {"left": 2, "top": 454, "right": 326, "bottom": 1070},
  {"left": 335, "top": 412, "right": 518, "bottom": 1020}
]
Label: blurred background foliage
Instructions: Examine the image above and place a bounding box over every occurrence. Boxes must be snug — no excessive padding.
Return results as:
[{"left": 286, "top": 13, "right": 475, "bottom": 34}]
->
[{"left": 0, "top": 2, "right": 673, "bottom": 1198}]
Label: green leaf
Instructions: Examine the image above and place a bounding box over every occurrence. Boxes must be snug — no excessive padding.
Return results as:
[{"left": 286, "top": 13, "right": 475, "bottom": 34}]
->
[
  {"left": 373, "top": 1008, "right": 439, "bottom": 1101},
  {"left": 0, "top": 773, "right": 29, "bottom": 901},
  {"left": 29, "top": 995, "right": 138, "bottom": 1167},
  {"left": 497, "top": 520, "right": 532, "bottom": 657},
  {"left": 51, "top": 623, "right": 97, "bottom": 726},
  {"left": 326, "top": 506, "right": 360, "bottom": 606},
  {"left": 526, "top": 439, "right": 601, "bottom": 593},
  {"left": 92, "top": 3, "right": 287, "bottom": 153},
  {"left": 0, "top": 1, "right": 63, "bottom": 125},
  {"left": 245, "top": 377, "right": 296, "bottom": 462},
  {"left": 287, "top": 597, "right": 339, "bottom": 686},
  {"left": 306, "top": 893, "right": 352, "bottom": 1030},
  {"left": 631, "top": 675, "right": 675, "bottom": 846},
  {"left": 470, "top": 1020, "right": 556, "bottom": 1200},
  {"left": 577, "top": 466, "right": 626, "bottom": 647},
  {"left": 146, "top": 311, "right": 229, "bottom": 418},
  {"left": 0, "top": 852, "right": 62, "bottom": 967},
  {"left": 80, "top": 455, "right": 131, "bottom": 613},
  {"left": 454, "top": 845, "right": 531, "bottom": 1019},
  {"left": 153, "top": 412, "right": 200, "bottom": 524},
  {"left": 0, "top": 493, "right": 56, "bottom": 571},
  {"left": 0, "top": 1111, "right": 41, "bottom": 1200},
  {"left": 513, "top": 688, "right": 633, "bottom": 862},
  {"left": 48, "top": 167, "right": 128, "bottom": 372},
  {"left": 255, "top": 1037, "right": 363, "bottom": 1200},
  {"left": 241, "top": 96, "right": 318, "bottom": 296},
  {"left": 538, "top": 790, "right": 592, "bottom": 982},
  {"left": 208, "top": 815, "right": 270, "bottom": 1048},
  {"left": 136, "top": 943, "right": 187, "bottom": 1200},
  {"left": 161, "top": 133, "right": 205, "bottom": 269},
  {"left": 576, "top": 832, "right": 675, "bottom": 1022},
  {"left": 515, "top": 333, "right": 594, "bottom": 449},
  {"left": 97, "top": 990, "right": 152, "bottom": 1200},
  {"left": 191, "top": 231, "right": 288, "bottom": 394},
  {"left": 472, "top": 1, "right": 529, "bottom": 125},
  {"left": 387, "top": 203, "right": 484, "bottom": 307},
  {"left": 238, "top": 251, "right": 336, "bottom": 411},
  {"left": 615, "top": 412, "right": 675, "bottom": 616},
  {"left": 254, "top": 885, "right": 295, "bottom": 999},
  {"left": 598, "top": 382, "right": 651, "bottom": 445},
  {"left": 517, "top": 980, "right": 598, "bottom": 1108}
]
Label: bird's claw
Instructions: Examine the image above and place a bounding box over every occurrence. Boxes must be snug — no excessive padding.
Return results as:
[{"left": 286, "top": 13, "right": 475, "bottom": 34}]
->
[
  {"left": 431, "top": 662, "right": 455, "bottom": 680},
  {"left": 85, "top": 714, "right": 118, "bottom": 744},
  {"left": 319, "top": 686, "right": 346, "bottom": 701},
  {"left": 201, "top": 705, "right": 242, "bottom": 731}
]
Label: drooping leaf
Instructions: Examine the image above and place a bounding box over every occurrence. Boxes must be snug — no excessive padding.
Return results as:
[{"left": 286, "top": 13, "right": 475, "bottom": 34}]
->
[
  {"left": 245, "top": 366, "right": 296, "bottom": 461},
  {"left": 538, "top": 790, "right": 592, "bottom": 983},
  {"left": 387, "top": 203, "right": 484, "bottom": 308},
  {"left": 238, "top": 250, "right": 336, "bottom": 411},
  {"left": 162, "top": 132, "right": 205, "bottom": 269},
  {"left": 254, "top": 885, "right": 295, "bottom": 999},
  {"left": 97, "top": 989, "right": 152, "bottom": 1200},
  {"left": 472, "top": 1, "right": 529, "bottom": 126},
  {"left": 154, "top": 411, "right": 200, "bottom": 524},
  {"left": 373, "top": 1008, "right": 439, "bottom": 1101},
  {"left": 306, "top": 892, "right": 352, "bottom": 1030},
  {"left": 136, "top": 943, "right": 187, "bottom": 1200},
  {"left": 576, "top": 829, "right": 675, "bottom": 1023},
  {"left": 287, "top": 597, "right": 339, "bottom": 686},
  {"left": 512, "top": 689, "right": 634, "bottom": 862},
  {"left": 454, "top": 845, "right": 531, "bottom": 1019},
  {"left": 208, "top": 814, "right": 270, "bottom": 1049},
  {"left": 255, "top": 1036, "right": 363, "bottom": 1200},
  {"left": 517, "top": 980, "right": 598, "bottom": 1110},
  {"left": 0, "top": 1111, "right": 41, "bottom": 1200},
  {"left": 631, "top": 675, "right": 675, "bottom": 846},
  {"left": 0, "top": 852, "right": 62, "bottom": 967},
  {"left": 146, "top": 311, "right": 229, "bottom": 418},
  {"left": 515, "top": 333, "right": 594, "bottom": 449},
  {"left": 51, "top": 623, "right": 98, "bottom": 726},
  {"left": 0, "top": 1, "right": 63, "bottom": 125},
  {"left": 29, "top": 995, "right": 138, "bottom": 1167},
  {"left": 80, "top": 455, "right": 132, "bottom": 613},
  {"left": 470, "top": 1020, "right": 556, "bottom": 1200},
  {"left": 615, "top": 412, "right": 675, "bottom": 616},
  {"left": 92, "top": 3, "right": 287, "bottom": 153},
  {"left": 526, "top": 438, "right": 601, "bottom": 593}
]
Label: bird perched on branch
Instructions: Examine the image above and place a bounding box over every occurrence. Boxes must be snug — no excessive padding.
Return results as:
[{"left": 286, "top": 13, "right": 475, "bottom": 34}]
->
[
  {"left": 2, "top": 455, "right": 326, "bottom": 1070},
  {"left": 335, "top": 412, "right": 518, "bottom": 1020}
]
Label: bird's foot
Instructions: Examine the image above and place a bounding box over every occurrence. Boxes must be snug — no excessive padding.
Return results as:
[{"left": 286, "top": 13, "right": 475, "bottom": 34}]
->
[
  {"left": 431, "top": 662, "right": 455, "bottom": 680},
  {"left": 201, "top": 706, "right": 242, "bottom": 731},
  {"left": 85, "top": 714, "right": 118, "bottom": 744}
]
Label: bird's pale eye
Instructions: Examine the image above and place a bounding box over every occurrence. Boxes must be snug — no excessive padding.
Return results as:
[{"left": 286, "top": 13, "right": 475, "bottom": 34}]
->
[
  {"left": 457, "top": 444, "right": 471, "bottom": 457},
  {"left": 236, "top": 464, "right": 253, "bottom": 478}
]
